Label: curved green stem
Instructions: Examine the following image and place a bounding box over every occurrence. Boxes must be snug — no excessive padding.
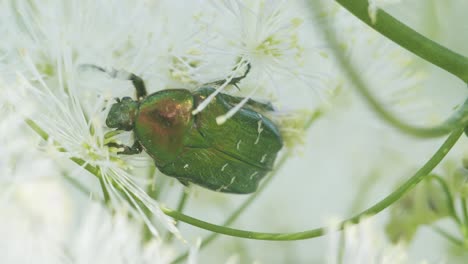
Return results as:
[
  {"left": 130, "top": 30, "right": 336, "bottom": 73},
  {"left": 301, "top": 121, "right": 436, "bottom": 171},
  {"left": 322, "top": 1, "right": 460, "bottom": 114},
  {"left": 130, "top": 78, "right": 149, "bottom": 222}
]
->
[
  {"left": 311, "top": 1, "right": 468, "bottom": 138},
  {"left": 63, "top": 173, "right": 97, "bottom": 199},
  {"left": 355, "top": 75, "right": 468, "bottom": 137},
  {"left": 431, "top": 225, "right": 465, "bottom": 247},
  {"left": 26, "top": 117, "right": 464, "bottom": 242},
  {"left": 165, "top": 190, "right": 189, "bottom": 243},
  {"left": 98, "top": 176, "right": 111, "bottom": 204},
  {"left": 163, "top": 129, "right": 463, "bottom": 240},
  {"left": 335, "top": 0, "right": 468, "bottom": 84},
  {"left": 27, "top": 117, "right": 464, "bottom": 241},
  {"left": 429, "top": 174, "right": 462, "bottom": 226},
  {"left": 27, "top": 119, "right": 110, "bottom": 201},
  {"left": 174, "top": 191, "right": 189, "bottom": 221},
  {"left": 462, "top": 198, "right": 468, "bottom": 239},
  {"left": 463, "top": 198, "right": 468, "bottom": 223},
  {"left": 143, "top": 168, "right": 167, "bottom": 242}
]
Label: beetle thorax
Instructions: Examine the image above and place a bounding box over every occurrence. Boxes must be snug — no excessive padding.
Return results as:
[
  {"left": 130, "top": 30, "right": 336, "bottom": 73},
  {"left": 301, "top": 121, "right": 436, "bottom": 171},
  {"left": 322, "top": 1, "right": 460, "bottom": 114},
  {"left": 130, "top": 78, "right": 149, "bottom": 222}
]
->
[
  {"left": 133, "top": 90, "right": 194, "bottom": 165},
  {"left": 106, "top": 97, "right": 139, "bottom": 131}
]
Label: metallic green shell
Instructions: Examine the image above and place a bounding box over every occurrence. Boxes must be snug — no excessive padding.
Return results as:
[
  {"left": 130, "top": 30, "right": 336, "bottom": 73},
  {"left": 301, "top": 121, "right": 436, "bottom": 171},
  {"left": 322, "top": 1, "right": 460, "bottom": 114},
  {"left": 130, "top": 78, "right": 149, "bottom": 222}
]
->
[
  {"left": 134, "top": 89, "right": 194, "bottom": 165},
  {"left": 134, "top": 87, "right": 283, "bottom": 194}
]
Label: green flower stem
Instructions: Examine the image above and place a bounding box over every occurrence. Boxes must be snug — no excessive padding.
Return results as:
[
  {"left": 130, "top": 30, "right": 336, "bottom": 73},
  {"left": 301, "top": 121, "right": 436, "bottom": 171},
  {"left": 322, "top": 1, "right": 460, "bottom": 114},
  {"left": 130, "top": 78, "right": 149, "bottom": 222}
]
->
[
  {"left": 335, "top": 0, "right": 468, "bottom": 84},
  {"left": 26, "top": 117, "right": 463, "bottom": 241},
  {"left": 431, "top": 225, "right": 465, "bottom": 247},
  {"left": 311, "top": 1, "right": 468, "bottom": 138},
  {"left": 165, "top": 190, "right": 189, "bottom": 243},
  {"left": 63, "top": 173, "right": 97, "bottom": 198},
  {"left": 26, "top": 119, "right": 49, "bottom": 140},
  {"left": 462, "top": 198, "right": 468, "bottom": 239},
  {"left": 355, "top": 79, "right": 468, "bottom": 138},
  {"left": 98, "top": 175, "right": 111, "bottom": 204},
  {"left": 147, "top": 171, "right": 169, "bottom": 204},
  {"left": 27, "top": 110, "right": 463, "bottom": 242},
  {"left": 67, "top": 157, "right": 111, "bottom": 203},
  {"left": 429, "top": 175, "right": 462, "bottom": 226},
  {"left": 146, "top": 165, "right": 158, "bottom": 196},
  {"left": 142, "top": 165, "right": 158, "bottom": 242},
  {"left": 161, "top": 128, "right": 462, "bottom": 240},
  {"left": 174, "top": 191, "right": 189, "bottom": 221},
  {"left": 26, "top": 119, "right": 109, "bottom": 201}
]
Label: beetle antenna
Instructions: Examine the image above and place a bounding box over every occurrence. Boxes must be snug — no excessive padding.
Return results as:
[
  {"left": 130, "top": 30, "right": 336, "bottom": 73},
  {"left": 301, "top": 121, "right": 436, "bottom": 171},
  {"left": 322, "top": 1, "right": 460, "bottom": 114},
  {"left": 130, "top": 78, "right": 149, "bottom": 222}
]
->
[
  {"left": 211, "top": 63, "right": 251, "bottom": 88},
  {"left": 80, "top": 64, "right": 126, "bottom": 79},
  {"left": 79, "top": 64, "right": 107, "bottom": 73},
  {"left": 228, "top": 63, "right": 251, "bottom": 88}
]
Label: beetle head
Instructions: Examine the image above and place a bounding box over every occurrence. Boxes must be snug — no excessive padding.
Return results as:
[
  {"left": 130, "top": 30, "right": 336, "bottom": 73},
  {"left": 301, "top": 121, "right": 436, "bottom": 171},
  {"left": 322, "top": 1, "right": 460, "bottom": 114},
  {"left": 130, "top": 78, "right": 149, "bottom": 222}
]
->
[{"left": 106, "top": 97, "right": 138, "bottom": 131}]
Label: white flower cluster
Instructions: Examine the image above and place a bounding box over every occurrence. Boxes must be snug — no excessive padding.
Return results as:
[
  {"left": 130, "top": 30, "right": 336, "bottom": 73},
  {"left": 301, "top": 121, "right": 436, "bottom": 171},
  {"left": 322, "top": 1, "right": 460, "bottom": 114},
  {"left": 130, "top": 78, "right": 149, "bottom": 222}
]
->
[
  {"left": 0, "top": 0, "right": 320, "bottom": 262},
  {"left": 1, "top": 0, "right": 459, "bottom": 263},
  {"left": 326, "top": 218, "right": 409, "bottom": 264}
]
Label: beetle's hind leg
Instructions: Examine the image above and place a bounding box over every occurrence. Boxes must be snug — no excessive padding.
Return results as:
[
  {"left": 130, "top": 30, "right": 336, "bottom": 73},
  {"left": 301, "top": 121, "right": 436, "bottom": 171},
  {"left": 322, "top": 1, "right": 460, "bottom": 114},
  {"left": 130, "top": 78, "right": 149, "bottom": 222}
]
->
[
  {"left": 211, "top": 63, "right": 251, "bottom": 89},
  {"left": 177, "top": 179, "right": 190, "bottom": 187},
  {"left": 79, "top": 64, "right": 148, "bottom": 100},
  {"left": 220, "top": 93, "right": 274, "bottom": 112},
  {"left": 106, "top": 141, "right": 143, "bottom": 155}
]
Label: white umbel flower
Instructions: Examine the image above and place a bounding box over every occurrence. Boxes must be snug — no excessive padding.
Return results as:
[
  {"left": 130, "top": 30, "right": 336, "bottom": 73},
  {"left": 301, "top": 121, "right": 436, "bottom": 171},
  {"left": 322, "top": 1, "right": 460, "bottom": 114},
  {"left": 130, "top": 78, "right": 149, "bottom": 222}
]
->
[
  {"left": 0, "top": 182, "right": 71, "bottom": 264},
  {"left": 68, "top": 202, "right": 178, "bottom": 264},
  {"left": 16, "top": 50, "right": 180, "bottom": 239},
  {"left": 192, "top": 0, "right": 328, "bottom": 119},
  {"left": 0, "top": 0, "right": 332, "bottom": 263},
  {"left": 326, "top": 218, "right": 419, "bottom": 264}
]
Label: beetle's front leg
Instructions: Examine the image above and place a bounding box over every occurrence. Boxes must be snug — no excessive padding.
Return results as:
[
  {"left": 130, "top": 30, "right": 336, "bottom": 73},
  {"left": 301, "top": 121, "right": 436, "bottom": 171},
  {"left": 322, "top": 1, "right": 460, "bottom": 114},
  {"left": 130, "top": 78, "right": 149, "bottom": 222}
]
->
[
  {"left": 211, "top": 63, "right": 251, "bottom": 89},
  {"left": 80, "top": 64, "right": 148, "bottom": 100},
  {"left": 106, "top": 141, "right": 143, "bottom": 155}
]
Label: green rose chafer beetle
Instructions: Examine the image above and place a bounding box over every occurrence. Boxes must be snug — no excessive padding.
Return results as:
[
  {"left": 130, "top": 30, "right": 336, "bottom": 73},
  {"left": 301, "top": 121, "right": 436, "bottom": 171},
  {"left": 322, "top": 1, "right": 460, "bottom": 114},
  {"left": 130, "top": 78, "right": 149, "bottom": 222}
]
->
[{"left": 93, "top": 64, "right": 283, "bottom": 194}]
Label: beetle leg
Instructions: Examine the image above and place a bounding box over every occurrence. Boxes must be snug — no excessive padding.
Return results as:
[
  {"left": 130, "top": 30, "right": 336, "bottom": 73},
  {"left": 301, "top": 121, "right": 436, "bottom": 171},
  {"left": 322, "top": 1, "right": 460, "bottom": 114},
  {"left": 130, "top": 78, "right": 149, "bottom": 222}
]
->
[
  {"left": 127, "top": 73, "right": 147, "bottom": 101},
  {"left": 80, "top": 64, "right": 148, "bottom": 100},
  {"left": 210, "top": 63, "right": 251, "bottom": 88},
  {"left": 106, "top": 141, "right": 143, "bottom": 155},
  {"left": 220, "top": 92, "right": 275, "bottom": 112},
  {"left": 177, "top": 179, "right": 190, "bottom": 187}
]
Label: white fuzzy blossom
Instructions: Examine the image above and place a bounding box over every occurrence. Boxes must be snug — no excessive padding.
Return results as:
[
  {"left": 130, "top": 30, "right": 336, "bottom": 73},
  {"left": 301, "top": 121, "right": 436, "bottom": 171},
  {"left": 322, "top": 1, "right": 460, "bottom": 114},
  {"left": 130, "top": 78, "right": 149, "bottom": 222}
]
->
[
  {"left": 0, "top": 192, "right": 199, "bottom": 264},
  {"left": 1, "top": 0, "right": 462, "bottom": 263},
  {"left": 0, "top": 0, "right": 323, "bottom": 261},
  {"left": 0, "top": 96, "right": 194, "bottom": 262},
  {"left": 326, "top": 218, "right": 426, "bottom": 264},
  {"left": 0, "top": 179, "right": 72, "bottom": 264},
  {"left": 67, "top": 202, "right": 182, "bottom": 264},
  {"left": 17, "top": 52, "right": 180, "bottom": 238}
]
